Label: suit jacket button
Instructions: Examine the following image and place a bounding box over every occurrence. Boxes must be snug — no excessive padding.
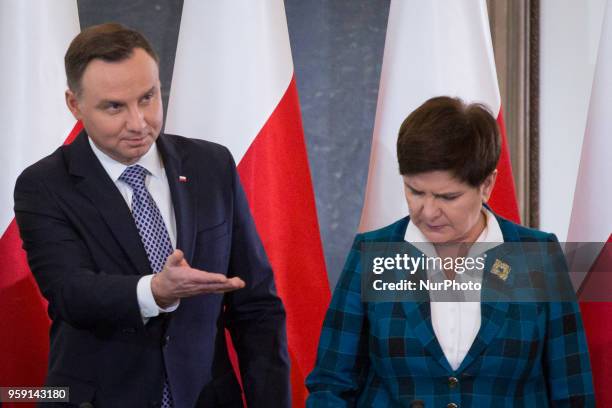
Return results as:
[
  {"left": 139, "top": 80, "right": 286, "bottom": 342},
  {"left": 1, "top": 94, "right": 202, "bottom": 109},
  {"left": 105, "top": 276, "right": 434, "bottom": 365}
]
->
[
  {"left": 448, "top": 376, "right": 459, "bottom": 388},
  {"left": 447, "top": 403, "right": 458, "bottom": 408},
  {"left": 410, "top": 400, "right": 425, "bottom": 408},
  {"left": 162, "top": 335, "right": 170, "bottom": 346}
]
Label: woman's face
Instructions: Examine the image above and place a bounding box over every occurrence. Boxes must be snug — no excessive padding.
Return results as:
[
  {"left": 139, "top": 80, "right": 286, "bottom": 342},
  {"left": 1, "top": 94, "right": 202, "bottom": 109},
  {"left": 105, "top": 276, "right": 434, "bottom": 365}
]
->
[{"left": 403, "top": 170, "right": 496, "bottom": 243}]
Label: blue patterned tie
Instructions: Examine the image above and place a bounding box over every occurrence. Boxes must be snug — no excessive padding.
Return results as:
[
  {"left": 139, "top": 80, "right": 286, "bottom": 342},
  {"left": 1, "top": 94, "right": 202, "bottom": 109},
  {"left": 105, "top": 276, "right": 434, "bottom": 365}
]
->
[{"left": 119, "top": 164, "right": 173, "bottom": 408}]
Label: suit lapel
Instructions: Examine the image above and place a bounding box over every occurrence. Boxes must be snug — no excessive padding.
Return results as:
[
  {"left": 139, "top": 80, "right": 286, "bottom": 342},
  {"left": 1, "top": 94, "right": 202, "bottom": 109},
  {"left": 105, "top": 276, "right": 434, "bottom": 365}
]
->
[
  {"left": 456, "top": 214, "right": 520, "bottom": 373},
  {"left": 67, "top": 131, "right": 151, "bottom": 276},
  {"left": 399, "top": 213, "right": 523, "bottom": 374},
  {"left": 157, "top": 135, "right": 197, "bottom": 264},
  {"left": 394, "top": 225, "right": 454, "bottom": 372},
  {"left": 456, "top": 301, "right": 509, "bottom": 373},
  {"left": 402, "top": 299, "right": 454, "bottom": 372},
  {"left": 455, "top": 250, "right": 512, "bottom": 373}
]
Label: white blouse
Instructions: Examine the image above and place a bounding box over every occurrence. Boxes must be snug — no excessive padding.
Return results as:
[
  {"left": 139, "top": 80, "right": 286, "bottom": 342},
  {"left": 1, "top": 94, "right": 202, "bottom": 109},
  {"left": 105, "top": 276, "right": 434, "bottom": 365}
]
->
[{"left": 404, "top": 208, "right": 504, "bottom": 370}]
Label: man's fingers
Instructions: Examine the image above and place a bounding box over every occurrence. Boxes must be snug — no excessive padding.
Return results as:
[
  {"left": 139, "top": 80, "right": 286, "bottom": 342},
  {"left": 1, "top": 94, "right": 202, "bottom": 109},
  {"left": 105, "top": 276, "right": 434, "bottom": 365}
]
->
[
  {"left": 163, "top": 266, "right": 246, "bottom": 298},
  {"left": 201, "top": 277, "right": 245, "bottom": 291},
  {"left": 227, "top": 277, "right": 245, "bottom": 289},
  {"left": 190, "top": 283, "right": 245, "bottom": 296},
  {"left": 165, "top": 249, "right": 185, "bottom": 267},
  {"left": 175, "top": 276, "right": 246, "bottom": 296},
  {"left": 185, "top": 270, "right": 232, "bottom": 285}
]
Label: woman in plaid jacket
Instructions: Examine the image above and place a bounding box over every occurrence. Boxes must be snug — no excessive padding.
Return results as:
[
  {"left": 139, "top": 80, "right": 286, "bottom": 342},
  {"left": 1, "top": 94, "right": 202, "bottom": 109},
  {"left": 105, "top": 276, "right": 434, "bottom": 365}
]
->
[{"left": 306, "top": 97, "right": 595, "bottom": 407}]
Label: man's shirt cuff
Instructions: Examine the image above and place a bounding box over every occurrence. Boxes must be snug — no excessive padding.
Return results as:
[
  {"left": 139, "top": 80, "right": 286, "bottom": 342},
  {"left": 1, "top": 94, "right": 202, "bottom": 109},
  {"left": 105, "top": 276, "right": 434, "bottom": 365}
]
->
[{"left": 137, "top": 275, "right": 180, "bottom": 323}]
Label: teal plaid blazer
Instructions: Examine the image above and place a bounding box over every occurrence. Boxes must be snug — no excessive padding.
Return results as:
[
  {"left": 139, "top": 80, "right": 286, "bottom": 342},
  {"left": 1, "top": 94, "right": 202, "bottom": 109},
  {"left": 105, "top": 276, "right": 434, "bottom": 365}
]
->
[{"left": 306, "top": 214, "right": 595, "bottom": 407}]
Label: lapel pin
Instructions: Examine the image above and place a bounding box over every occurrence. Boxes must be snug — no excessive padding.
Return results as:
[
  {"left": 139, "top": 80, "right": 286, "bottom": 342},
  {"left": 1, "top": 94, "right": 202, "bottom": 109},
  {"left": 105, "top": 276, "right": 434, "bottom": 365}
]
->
[
  {"left": 179, "top": 176, "right": 188, "bottom": 183},
  {"left": 490, "top": 259, "right": 511, "bottom": 281}
]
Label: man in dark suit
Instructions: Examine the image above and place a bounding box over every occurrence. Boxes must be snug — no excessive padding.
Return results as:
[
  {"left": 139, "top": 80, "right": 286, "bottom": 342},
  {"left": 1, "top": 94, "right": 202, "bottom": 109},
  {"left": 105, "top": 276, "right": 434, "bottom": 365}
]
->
[{"left": 14, "top": 23, "right": 290, "bottom": 407}]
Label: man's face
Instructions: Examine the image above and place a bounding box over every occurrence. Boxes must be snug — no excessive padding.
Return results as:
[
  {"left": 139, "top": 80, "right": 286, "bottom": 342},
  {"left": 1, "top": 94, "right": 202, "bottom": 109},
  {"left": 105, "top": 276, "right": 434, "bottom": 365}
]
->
[{"left": 66, "top": 48, "right": 163, "bottom": 165}]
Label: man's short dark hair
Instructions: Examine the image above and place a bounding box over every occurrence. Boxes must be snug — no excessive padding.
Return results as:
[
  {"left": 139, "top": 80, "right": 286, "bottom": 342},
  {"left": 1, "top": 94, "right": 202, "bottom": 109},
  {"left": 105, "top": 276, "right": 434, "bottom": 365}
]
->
[
  {"left": 65, "top": 23, "right": 159, "bottom": 95},
  {"left": 396, "top": 96, "right": 501, "bottom": 187}
]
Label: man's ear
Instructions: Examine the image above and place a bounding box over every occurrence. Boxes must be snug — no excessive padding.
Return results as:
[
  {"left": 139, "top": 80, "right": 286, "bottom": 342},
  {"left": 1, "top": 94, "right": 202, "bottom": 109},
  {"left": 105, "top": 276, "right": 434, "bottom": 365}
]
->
[
  {"left": 65, "top": 89, "right": 82, "bottom": 121},
  {"left": 481, "top": 169, "right": 498, "bottom": 202}
]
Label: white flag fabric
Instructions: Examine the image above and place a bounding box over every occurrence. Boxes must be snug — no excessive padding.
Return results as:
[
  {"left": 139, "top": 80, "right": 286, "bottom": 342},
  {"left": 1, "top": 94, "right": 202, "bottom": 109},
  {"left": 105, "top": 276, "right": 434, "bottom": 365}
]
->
[
  {"left": 567, "top": 1, "right": 612, "bottom": 405},
  {"left": 360, "top": 0, "right": 519, "bottom": 232},
  {"left": 0, "top": 0, "right": 80, "bottom": 233},
  {"left": 166, "top": 1, "right": 293, "bottom": 162},
  {"left": 567, "top": 2, "right": 612, "bottom": 246},
  {"left": 0, "top": 0, "right": 80, "bottom": 389}
]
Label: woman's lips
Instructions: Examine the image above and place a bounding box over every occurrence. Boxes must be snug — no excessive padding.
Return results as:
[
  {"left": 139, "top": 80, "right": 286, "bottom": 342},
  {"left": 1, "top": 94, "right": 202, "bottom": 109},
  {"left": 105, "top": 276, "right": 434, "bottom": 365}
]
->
[{"left": 426, "top": 224, "right": 446, "bottom": 230}]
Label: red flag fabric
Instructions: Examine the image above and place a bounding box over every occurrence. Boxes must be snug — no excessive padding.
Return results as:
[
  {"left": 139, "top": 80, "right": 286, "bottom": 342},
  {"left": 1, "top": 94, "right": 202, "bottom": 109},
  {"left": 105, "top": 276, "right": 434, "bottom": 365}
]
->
[
  {"left": 0, "top": 121, "right": 81, "bottom": 408},
  {"left": 165, "top": 2, "right": 331, "bottom": 405},
  {"left": 490, "top": 112, "right": 521, "bottom": 222},
  {"left": 567, "top": 2, "right": 612, "bottom": 404},
  {"left": 579, "top": 238, "right": 612, "bottom": 406},
  {"left": 0, "top": 3, "right": 80, "bottom": 405},
  {"left": 0, "top": 221, "right": 50, "bottom": 387},
  {"left": 238, "top": 77, "right": 331, "bottom": 405}
]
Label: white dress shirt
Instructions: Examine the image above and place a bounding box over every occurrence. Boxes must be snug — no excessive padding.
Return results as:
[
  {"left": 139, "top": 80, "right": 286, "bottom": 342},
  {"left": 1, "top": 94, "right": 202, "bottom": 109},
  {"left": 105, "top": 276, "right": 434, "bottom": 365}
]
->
[
  {"left": 88, "top": 138, "right": 179, "bottom": 322},
  {"left": 404, "top": 207, "right": 504, "bottom": 370}
]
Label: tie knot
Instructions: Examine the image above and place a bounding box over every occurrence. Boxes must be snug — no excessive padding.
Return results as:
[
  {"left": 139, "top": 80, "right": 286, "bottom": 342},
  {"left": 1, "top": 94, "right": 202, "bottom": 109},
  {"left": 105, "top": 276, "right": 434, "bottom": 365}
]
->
[{"left": 119, "top": 164, "right": 150, "bottom": 190}]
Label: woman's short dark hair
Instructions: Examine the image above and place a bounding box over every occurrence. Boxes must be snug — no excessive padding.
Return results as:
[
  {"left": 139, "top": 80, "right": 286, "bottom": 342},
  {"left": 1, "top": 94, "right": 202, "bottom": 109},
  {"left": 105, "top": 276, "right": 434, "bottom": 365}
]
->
[
  {"left": 65, "top": 23, "right": 159, "bottom": 95},
  {"left": 396, "top": 96, "right": 501, "bottom": 187}
]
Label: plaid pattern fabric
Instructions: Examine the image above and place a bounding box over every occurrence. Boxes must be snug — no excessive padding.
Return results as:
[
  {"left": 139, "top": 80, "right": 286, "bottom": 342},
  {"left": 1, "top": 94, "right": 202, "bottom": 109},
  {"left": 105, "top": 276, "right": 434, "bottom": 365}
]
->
[{"left": 306, "top": 215, "right": 595, "bottom": 407}]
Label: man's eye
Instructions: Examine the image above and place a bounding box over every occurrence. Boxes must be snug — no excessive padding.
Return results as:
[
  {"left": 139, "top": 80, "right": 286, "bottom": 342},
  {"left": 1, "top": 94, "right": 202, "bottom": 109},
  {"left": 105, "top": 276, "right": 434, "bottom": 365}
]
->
[
  {"left": 141, "top": 93, "right": 154, "bottom": 103},
  {"left": 106, "top": 103, "right": 122, "bottom": 111},
  {"left": 410, "top": 189, "right": 424, "bottom": 196}
]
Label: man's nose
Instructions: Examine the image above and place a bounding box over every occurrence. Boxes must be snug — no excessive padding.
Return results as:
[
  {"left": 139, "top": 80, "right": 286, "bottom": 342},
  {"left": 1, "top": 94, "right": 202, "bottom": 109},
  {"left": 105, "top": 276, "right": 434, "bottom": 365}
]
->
[{"left": 126, "top": 106, "right": 146, "bottom": 131}]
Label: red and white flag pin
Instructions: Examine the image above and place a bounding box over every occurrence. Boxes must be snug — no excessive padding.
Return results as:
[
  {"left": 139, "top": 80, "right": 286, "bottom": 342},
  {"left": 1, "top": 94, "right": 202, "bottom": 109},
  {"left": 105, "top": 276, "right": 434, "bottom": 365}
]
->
[{"left": 179, "top": 176, "right": 188, "bottom": 183}]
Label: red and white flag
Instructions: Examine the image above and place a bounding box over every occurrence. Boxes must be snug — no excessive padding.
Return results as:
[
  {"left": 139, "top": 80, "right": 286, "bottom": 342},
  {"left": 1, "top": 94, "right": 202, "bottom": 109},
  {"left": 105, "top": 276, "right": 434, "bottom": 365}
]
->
[
  {"left": 0, "top": 0, "right": 80, "bottom": 396},
  {"left": 568, "top": 0, "right": 612, "bottom": 404},
  {"left": 359, "top": 0, "right": 520, "bottom": 232},
  {"left": 165, "top": 1, "right": 331, "bottom": 405}
]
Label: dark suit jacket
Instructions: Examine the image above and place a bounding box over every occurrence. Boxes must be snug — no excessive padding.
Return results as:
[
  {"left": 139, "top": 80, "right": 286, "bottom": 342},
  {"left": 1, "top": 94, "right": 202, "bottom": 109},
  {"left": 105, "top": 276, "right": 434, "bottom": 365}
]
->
[
  {"left": 14, "top": 131, "right": 290, "bottom": 407},
  {"left": 306, "top": 214, "right": 595, "bottom": 407}
]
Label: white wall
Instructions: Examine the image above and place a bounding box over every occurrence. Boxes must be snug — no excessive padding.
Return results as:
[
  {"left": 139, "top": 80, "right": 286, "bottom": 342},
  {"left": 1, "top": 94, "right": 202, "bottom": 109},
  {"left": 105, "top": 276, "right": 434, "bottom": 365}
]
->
[{"left": 540, "top": 0, "right": 606, "bottom": 241}]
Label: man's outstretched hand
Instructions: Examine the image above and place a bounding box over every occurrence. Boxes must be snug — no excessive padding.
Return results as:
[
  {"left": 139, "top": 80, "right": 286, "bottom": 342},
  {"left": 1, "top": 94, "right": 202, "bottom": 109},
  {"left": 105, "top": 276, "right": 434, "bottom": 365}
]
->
[{"left": 151, "top": 249, "right": 245, "bottom": 308}]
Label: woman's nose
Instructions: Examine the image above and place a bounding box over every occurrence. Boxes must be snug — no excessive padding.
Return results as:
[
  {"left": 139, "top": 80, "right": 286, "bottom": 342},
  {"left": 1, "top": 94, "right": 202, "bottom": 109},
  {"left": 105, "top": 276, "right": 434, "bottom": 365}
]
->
[{"left": 421, "top": 196, "right": 441, "bottom": 219}]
